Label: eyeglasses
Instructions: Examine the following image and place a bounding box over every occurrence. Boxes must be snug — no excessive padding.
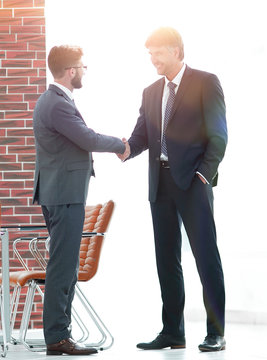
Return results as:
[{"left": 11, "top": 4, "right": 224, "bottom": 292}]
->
[{"left": 65, "top": 66, "right": 87, "bottom": 71}]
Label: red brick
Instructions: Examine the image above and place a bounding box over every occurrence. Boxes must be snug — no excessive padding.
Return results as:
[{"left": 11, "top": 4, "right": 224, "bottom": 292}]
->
[
  {"left": 0, "top": 154, "right": 17, "bottom": 162},
  {"left": 18, "top": 154, "right": 35, "bottom": 162},
  {"left": 0, "top": 162, "right": 22, "bottom": 170},
  {"left": 0, "top": 42, "right": 27, "bottom": 50},
  {"left": 23, "top": 17, "right": 45, "bottom": 26},
  {"left": 0, "top": 103, "right": 27, "bottom": 110},
  {"left": 7, "top": 129, "right": 33, "bottom": 136},
  {"left": 24, "top": 94, "right": 39, "bottom": 102},
  {"left": 4, "top": 171, "right": 33, "bottom": 180},
  {"left": 1, "top": 207, "right": 13, "bottom": 215},
  {"left": 3, "top": 0, "right": 34, "bottom": 7},
  {"left": 15, "top": 206, "right": 41, "bottom": 214},
  {"left": 0, "top": 26, "right": 9, "bottom": 34},
  {"left": 11, "top": 189, "right": 32, "bottom": 197},
  {"left": 23, "top": 162, "right": 35, "bottom": 170},
  {"left": 17, "top": 34, "right": 45, "bottom": 43},
  {"left": 0, "top": 34, "right": 16, "bottom": 42},
  {"left": 0, "top": 69, "right": 7, "bottom": 76},
  {"left": 11, "top": 26, "right": 41, "bottom": 34},
  {"left": 38, "top": 85, "right": 46, "bottom": 93},
  {"left": 0, "top": 77, "right": 28, "bottom": 85},
  {"left": 0, "top": 51, "right": 5, "bottom": 59},
  {"left": 0, "top": 180, "right": 24, "bottom": 188},
  {"left": 14, "top": 9, "right": 44, "bottom": 17},
  {"left": 0, "top": 94, "right": 23, "bottom": 102},
  {"left": 0, "top": 120, "right": 25, "bottom": 127},
  {"left": 1, "top": 215, "right": 31, "bottom": 225},
  {"left": 6, "top": 51, "right": 36, "bottom": 59},
  {"left": 26, "top": 137, "right": 35, "bottom": 145},
  {"left": 0, "top": 146, "right": 6, "bottom": 154},
  {"left": 26, "top": 119, "right": 33, "bottom": 127},
  {"left": 0, "top": 198, "right": 27, "bottom": 206},
  {"left": 0, "top": 9, "right": 13, "bottom": 17},
  {"left": 0, "top": 137, "right": 25, "bottom": 145},
  {"left": 25, "top": 180, "right": 34, "bottom": 187},
  {"left": 8, "top": 85, "right": 37, "bottom": 93},
  {"left": 36, "top": 52, "right": 46, "bottom": 60},
  {"left": 0, "top": 18, "right": 22, "bottom": 25},
  {"left": 5, "top": 111, "right": 33, "bottom": 119},
  {"left": 0, "top": 129, "right": 6, "bottom": 136},
  {"left": 31, "top": 215, "right": 44, "bottom": 223},
  {"left": 33, "top": 60, "right": 45, "bottom": 68},
  {"left": 0, "top": 85, "right": 7, "bottom": 93},
  {"left": 8, "top": 145, "right": 35, "bottom": 153},
  {"left": 0, "top": 189, "right": 10, "bottom": 197},
  {"left": 28, "top": 42, "right": 45, "bottom": 51},
  {"left": 29, "top": 102, "right": 36, "bottom": 110},
  {"left": 34, "top": 0, "right": 45, "bottom": 6},
  {"left": 30, "top": 76, "right": 46, "bottom": 85},
  {"left": 2, "top": 59, "right": 32, "bottom": 68},
  {"left": 8, "top": 68, "right": 37, "bottom": 76}
]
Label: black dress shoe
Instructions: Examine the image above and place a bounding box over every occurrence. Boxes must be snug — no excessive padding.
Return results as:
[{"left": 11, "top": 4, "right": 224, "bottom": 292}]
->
[
  {"left": 198, "top": 335, "right": 226, "bottom": 352},
  {"left": 46, "top": 338, "right": 98, "bottom": 355},
  {"left": 137, "top": 333, "right": 186, "bottom": 350}
]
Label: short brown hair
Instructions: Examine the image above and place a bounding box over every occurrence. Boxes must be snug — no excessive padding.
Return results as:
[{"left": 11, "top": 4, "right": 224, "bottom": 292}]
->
[
  {"left": 48, "top": 45, "right": 84, "bottom": 78},
  {"left": 145, "top": 27, "right": 184, "bottom": 60}
]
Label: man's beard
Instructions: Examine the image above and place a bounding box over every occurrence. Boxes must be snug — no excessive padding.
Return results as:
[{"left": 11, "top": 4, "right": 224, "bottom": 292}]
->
[{"left": 71, "top": 72, "right": 82, "bottom": 89}]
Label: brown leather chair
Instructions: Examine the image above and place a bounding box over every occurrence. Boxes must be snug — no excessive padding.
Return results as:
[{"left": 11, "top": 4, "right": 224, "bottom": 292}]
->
[{"left": 0, "top": 200, "right": 115, "bottom": 351}]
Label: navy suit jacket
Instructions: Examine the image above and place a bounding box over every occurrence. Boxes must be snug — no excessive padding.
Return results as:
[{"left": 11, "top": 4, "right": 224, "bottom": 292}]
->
[
  {"left": 33, "top": 84, "right": 125, "bottom": 205},
  {"left": 128, "top": 66, "right": 228, "bottom": 202}
]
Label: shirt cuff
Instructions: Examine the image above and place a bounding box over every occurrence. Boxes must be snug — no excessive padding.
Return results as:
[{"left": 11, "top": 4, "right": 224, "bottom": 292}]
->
[{"left": 196, "top": 171, "right": 210, "bottom": 184}]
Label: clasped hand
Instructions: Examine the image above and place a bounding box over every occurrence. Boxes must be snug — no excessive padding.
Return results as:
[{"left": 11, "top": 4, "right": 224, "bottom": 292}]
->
[{"left": 117, "top": 138, "right": 130, "bottom": 161}]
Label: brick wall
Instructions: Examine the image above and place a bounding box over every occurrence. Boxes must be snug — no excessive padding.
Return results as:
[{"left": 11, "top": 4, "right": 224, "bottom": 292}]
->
[{"left": 0, "top": 0, "right": 47, "bottom": 329}]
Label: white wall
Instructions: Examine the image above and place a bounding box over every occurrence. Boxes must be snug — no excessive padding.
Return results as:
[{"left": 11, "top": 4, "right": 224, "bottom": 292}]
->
[{"left": 46, "top": 0, "right": 267, "bottom": 329}]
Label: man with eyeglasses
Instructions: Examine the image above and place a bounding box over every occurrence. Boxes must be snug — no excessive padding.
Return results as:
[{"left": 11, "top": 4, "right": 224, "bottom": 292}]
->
[{"left": 33, "top": 45, "right": 125, "bottom": 356}]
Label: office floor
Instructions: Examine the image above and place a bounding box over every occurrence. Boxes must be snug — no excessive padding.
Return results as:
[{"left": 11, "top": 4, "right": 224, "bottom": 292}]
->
[{"left": 2, "top": 322, "right": 267, "bottom": 360}]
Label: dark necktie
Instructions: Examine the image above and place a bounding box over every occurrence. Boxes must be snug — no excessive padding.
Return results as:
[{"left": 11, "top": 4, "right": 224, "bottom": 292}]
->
[{"left": 161, "top": 82, "right": 177, "bottom": 156}]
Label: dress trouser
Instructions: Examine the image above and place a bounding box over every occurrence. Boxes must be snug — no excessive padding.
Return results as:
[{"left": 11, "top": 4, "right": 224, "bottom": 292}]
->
[
  {"left": 41, "top": 204, "right": 85, "bottom": 345},
  {"left": 150, "top": 167, "right": 225, "bottom": 338}
]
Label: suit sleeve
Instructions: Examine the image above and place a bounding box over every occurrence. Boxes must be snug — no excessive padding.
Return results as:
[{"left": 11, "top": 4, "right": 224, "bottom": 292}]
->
[
  {"left": 197, "top": 73, "right": 228, "bottom": 183},
  {"left": 128, "top": 90, "right": 149, "bottom": 158},
  {"left": 49, "top": 100, "right": 125, "bottom": 154}
]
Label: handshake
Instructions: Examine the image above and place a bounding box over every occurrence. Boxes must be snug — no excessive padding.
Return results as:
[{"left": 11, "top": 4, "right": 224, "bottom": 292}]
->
[{"left": 117, "top": 138, "right": 131, "bottom": 161}]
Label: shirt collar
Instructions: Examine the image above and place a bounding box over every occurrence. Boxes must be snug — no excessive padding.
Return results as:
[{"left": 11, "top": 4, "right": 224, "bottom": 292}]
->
[
  {"left": 165, "top": 63, "right": 186, "bottom": 87},
  {"left": 53, "top": 82, "right": 74, "bottom": 101}
]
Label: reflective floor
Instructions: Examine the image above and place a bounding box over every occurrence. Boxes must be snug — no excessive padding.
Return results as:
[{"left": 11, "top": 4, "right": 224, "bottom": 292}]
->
[{"left": 2, "top": 321, "right": 267, "bottom": 360}]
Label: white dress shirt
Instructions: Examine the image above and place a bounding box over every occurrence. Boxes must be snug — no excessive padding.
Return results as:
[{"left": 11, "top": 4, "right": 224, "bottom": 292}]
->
[
  {"left": 53, "top": 82, "right": 74, "bottom": 101},
  {"left": 160, "top": 64, "right": 209, "bottom": 184}
]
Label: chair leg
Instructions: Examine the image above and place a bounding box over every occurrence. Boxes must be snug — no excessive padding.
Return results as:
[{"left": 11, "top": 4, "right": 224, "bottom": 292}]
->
[
  {"left": 9, "top": 285, "right": 21, "bottom": 344},
  {"left": 74, "top": 283, "right": 114, "bottom": 350},
  {"left": 0, "top": 286, "right": 8, "bottom": 357},
  {"left": 71, "top": 305, "right": 90, "bottom": 343},
  {"left": 19, "top": 281, "right": 46, "bottom": 352}
]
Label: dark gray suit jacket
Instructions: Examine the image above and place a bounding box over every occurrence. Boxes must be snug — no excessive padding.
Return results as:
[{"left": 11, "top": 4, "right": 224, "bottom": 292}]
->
[
  {"left": 33, "top": 84, "right": 125, "bottom": 205},
  {"left": 128, "top": 65, "right": 228, "bottom": 202}
]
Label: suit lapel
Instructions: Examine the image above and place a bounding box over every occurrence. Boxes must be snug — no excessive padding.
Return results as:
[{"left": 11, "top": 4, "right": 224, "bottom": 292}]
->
[
  {"left": 49, "top": 84, "right": 86, "bottom": 124},
  {"left": 168, "top": 65, "right": 193, "bottom": 123}
]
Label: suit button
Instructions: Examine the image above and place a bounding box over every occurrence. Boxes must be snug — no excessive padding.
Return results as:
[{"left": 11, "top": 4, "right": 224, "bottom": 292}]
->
[
  {"left": 156, "top": 157, "right": 160, "bottom": 161},
  {"left": 157, "top": 139, "right": 160, "bottom": 143}
]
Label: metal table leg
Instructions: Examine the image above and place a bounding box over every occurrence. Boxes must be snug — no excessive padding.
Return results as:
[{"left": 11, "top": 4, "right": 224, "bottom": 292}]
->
[{"left": 0, "top": 230, "right": 11, "bottom": 357}]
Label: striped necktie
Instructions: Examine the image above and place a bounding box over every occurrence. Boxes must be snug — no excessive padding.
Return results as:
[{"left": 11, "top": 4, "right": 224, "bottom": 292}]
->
[{"left": 161, "top": 81, "right": 177, "bottom": 156}]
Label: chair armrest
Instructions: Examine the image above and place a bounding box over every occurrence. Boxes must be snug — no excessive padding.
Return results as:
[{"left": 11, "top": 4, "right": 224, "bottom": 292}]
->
[{"left": 29, "top": 237, "right": 49, "bottom": 270}]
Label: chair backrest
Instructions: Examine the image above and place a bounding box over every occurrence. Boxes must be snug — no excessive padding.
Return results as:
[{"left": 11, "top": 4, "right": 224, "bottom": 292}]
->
[{"left": 78, "top": 200, "right": 114, "bottom": 282}]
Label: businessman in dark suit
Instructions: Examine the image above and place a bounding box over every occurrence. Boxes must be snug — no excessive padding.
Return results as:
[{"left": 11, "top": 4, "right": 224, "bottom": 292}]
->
[
  {"left": 118, "top": 27, "right": 227, "bottom": 352},
  {"left": 33, "top": 45, "right": 125, "bottom": 356}
]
